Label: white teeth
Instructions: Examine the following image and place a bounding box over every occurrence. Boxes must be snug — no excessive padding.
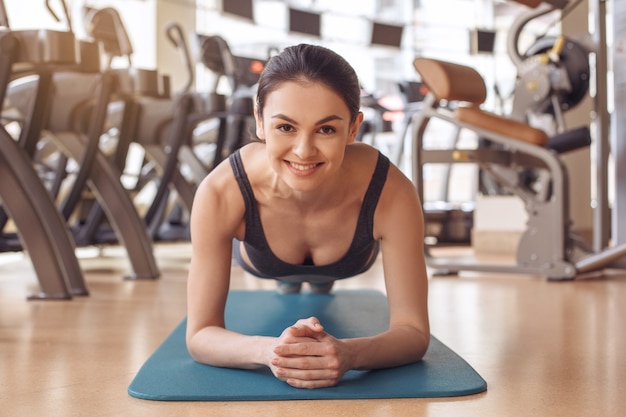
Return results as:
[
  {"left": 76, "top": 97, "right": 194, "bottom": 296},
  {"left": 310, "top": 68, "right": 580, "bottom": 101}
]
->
[{"left": 289, "top": 162, "right": 318, "bottom": 171}]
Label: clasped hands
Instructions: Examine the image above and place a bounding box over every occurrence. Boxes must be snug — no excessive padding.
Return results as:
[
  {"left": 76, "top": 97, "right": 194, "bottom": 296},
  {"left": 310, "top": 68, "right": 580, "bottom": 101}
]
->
[{"left": 269, "top": 317, "right": 350, "bottom": 389}]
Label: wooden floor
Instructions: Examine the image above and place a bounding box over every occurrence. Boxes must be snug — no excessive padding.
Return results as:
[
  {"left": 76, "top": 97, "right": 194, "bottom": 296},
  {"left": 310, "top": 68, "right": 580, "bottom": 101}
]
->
[{"left": 1, "top": 243, "right": 625, "bottom": 417}]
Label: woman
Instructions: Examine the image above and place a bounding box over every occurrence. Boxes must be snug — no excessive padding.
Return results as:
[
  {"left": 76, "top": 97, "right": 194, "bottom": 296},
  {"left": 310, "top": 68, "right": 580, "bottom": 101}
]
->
[{"left": 186, "top": 44, "right": 429, "bottom": 389}]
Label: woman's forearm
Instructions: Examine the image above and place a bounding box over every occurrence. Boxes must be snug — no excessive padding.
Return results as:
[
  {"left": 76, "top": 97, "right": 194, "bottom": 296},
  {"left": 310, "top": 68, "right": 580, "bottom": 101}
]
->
[
  {"left": 187, "top": 326, "right": 276, "bottom": 369},
  {"left": 344, "top": 324, "right": 430, "bottom": 371},
  {"left": 187, "top": 321, "right": 429, "bottom": 380}
]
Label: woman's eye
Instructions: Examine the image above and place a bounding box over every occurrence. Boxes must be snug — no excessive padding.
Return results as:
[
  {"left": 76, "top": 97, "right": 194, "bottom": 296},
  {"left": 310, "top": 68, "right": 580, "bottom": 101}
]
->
[
  {"left": 319, "top": 126, "right": 336, "bottom": 135},
  {"left": 277, "top": 124, "right": 294, "bottom": 133}
]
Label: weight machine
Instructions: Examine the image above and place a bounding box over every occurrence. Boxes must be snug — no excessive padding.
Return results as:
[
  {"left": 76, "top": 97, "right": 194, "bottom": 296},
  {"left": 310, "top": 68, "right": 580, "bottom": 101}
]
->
[{"left": 412, "top": 0, "right": 626, "bottom": 279}]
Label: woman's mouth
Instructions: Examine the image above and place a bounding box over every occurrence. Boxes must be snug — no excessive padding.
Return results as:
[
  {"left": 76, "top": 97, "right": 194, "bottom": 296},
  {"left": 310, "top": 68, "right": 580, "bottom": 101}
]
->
[
  {"left": 289, "top": 161, "right": 319, "bottom": 171},
  {"left": 286, "top": 160, "right": 322, "bottom": 175}
]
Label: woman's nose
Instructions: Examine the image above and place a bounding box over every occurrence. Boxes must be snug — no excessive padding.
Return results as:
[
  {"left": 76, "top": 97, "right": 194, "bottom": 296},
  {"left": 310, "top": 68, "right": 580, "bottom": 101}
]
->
[{"left": 293, "top": 134, "right": 316, "bottom": 158}]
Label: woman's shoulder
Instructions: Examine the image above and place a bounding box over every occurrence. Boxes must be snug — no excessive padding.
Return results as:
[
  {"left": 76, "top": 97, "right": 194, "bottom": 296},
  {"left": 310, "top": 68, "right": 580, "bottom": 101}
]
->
[
  {"left": 347, "top": 142, "right": 401, "bottom": 179},
  {"left": 199, "top": 143, "right": 264, "bottom": 187},
  {"left": 195, "top": 151, "right": 243, "bottom": 208},
  {"left": 346, "top": 143, "right": 416, "bottom": 196},
  {"left": 237, "top": 141, "right": 268, "bottom": 170},
  {"left": 346, "top": 141, "right": 379, "bottom": 156},
  {"left": 345, "top": 142, "right": 384, "bottom": 168},
  {"left": 192, "top": 150, "right": 247, "bottom": 233}
]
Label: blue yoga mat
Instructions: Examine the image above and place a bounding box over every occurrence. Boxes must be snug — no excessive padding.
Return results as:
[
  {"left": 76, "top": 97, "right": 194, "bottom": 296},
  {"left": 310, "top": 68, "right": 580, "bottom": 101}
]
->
[{"left": 128, "top": 290, "right": 486, "bottom": 401}]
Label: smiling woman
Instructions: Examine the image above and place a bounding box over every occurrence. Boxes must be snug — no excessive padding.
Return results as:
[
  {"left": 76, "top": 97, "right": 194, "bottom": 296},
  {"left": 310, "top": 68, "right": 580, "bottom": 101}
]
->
[
  {"left": 186, "top": 44, "right": 430, "bottom": 389},
  {"left": 261, "top": 81, "right": 357, "bottom": 191}
]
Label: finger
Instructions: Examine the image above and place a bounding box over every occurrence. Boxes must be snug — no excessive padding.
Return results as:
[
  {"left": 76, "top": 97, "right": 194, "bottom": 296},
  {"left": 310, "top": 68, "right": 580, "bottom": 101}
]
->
[
  {"left": 273, "top": 340, "right": 330, "bottom": 357},
  {"left": 276, "top": 336, "right": 318, "bottom": 349},
  {"left": 285, "top": 377, "right": 340, "bottom": 389},
  {"left": 274, "top": 367, "right": 341, "bottom": 388},
  {"left": 274, "top": 368, "right": 339, "bottom": 389},
  {"left": 286, "top": 323, "right": 325, "bottom": 340},
  {"left": 285, "top": 327, "right": 323, "bottom": 341},
  {"left": 272, "top": 350, "right": 340, "bottom": 371},
  {"left": 292, "top": 317, "right": 324, "bottom": 333},
  {"left": 302, "top": 316, "right": 324, "bottom": 331}
]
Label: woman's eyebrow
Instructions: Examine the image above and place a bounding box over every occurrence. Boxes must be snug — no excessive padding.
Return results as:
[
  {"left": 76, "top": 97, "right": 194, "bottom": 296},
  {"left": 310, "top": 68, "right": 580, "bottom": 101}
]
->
[
  {"left": 270, "top": 114, "right": 298, "bottom": 124},
  {"left": 270, "top": 114, "right": 344, "bottom": 125},
  {"left": 316, "top": 115, "right": 344, "bottom": 125}
]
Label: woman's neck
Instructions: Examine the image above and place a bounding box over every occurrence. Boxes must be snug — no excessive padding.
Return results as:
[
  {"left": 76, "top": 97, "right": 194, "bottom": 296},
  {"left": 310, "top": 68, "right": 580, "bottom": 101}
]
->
[{"left": 268, "top": 167, "right": 348, "bottom": 211}]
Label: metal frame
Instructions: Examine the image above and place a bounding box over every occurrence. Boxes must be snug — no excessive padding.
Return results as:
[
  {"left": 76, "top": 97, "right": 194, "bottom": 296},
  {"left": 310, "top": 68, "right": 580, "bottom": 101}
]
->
[{"left": 412, "top": 57, "right": 626, "bottom": 280}]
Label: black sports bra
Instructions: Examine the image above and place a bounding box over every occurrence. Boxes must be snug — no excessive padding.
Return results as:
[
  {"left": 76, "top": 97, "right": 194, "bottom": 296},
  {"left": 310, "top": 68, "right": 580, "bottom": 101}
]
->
[{"left": 229, "top": 149, "right": 390, "bottom": 279}]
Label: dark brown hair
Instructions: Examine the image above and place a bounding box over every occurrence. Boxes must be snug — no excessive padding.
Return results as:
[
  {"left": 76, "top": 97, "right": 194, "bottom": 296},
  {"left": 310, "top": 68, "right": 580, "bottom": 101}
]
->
[{"left": 256, "top": 44, "right": 361, "bottom": 123}]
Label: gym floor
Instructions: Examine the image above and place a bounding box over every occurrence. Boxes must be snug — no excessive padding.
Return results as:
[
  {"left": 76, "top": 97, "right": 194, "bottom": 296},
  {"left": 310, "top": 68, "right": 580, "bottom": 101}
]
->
[{"left": 1, "top": 243, "right": 624, "bottom": 417}]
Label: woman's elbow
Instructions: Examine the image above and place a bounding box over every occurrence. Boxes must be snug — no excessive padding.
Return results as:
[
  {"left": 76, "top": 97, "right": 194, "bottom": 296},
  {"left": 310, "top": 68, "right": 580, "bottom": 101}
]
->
[
  {"left": 415, "top": 331, "right": 430, "bottom": 361},
  {"left": 186, "top": 331, "right": 205, "bottom": 364}
]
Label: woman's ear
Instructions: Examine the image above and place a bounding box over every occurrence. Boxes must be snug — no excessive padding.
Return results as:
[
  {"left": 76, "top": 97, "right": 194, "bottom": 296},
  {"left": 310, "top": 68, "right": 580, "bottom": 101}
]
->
[
  {"left": 254, "top": 107, "right": 265, "bottom": 140},
  {"left": 347, "top": 112, "right": 364, "bottom": 144}
]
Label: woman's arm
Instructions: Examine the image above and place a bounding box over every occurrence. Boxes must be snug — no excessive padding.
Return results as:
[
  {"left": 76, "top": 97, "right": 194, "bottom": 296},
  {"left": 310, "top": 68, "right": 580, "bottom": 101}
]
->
[
  {"left": 348, "top": 162, "right": 431, "bottom": 369},
  {"left": 185, "top": 161, "right": 276, "bottom": 370}
]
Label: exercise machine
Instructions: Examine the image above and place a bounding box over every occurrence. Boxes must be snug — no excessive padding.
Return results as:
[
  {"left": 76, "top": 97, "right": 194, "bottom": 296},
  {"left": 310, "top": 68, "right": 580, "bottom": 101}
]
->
[
  {"left": 412, "top": 53, "right": 626, "bottom": 280},
  {"left": 3, "top": 0, "right": 160, "bottom": 280},
  {"left": 0, "top": 27, "right": 87, "bottom": 299}
]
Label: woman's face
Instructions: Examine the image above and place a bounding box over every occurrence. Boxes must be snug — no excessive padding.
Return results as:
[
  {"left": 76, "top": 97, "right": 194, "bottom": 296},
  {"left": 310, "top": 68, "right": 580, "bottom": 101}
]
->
[{"left": 255, "top": 80, "right": 363, "bottom": 193}]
